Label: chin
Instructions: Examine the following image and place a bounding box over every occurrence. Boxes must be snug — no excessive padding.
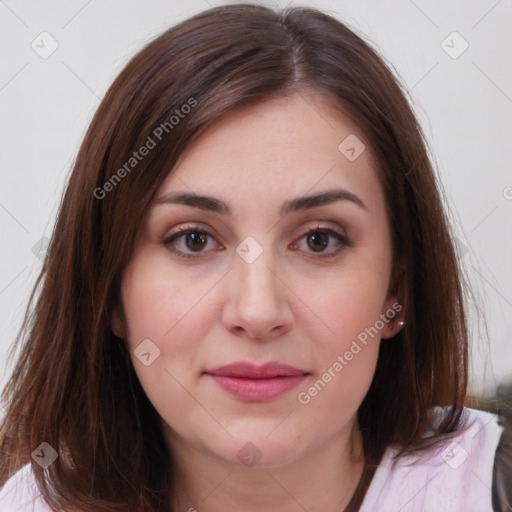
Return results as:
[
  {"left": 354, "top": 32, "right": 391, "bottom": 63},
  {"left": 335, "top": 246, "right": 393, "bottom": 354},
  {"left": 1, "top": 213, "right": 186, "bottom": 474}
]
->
[{"left": 215, "top": 427, "right": 310, "bottom": 469}]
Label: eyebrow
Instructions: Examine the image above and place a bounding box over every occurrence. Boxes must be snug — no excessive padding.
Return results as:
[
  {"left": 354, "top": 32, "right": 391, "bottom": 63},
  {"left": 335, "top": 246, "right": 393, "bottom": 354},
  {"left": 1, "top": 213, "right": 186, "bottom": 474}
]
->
[{"left": 154, "top": 188, "right": 367, "bottom": 217}]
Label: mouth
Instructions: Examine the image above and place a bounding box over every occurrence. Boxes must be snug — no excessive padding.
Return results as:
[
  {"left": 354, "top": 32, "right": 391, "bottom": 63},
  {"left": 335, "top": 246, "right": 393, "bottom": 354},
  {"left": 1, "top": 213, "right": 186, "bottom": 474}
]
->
[{"left": 204, "top": 362, "right": 309, "bottom": 402}]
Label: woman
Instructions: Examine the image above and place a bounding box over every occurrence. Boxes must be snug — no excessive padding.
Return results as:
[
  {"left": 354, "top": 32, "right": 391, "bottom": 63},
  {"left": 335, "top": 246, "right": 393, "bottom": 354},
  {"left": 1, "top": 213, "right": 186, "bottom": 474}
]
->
[{"left": 0, "top": 4, "right": 509, "bottom": 511}]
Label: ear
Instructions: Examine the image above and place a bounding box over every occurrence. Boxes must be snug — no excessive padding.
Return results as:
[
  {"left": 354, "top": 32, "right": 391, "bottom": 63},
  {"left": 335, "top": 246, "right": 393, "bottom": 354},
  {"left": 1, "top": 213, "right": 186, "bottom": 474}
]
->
[
  {"left": 380, "top": 294, "right": 405, "bottom": 339},
  {"left": 380, "top": 262, "right": 406, "bottom": 339}
]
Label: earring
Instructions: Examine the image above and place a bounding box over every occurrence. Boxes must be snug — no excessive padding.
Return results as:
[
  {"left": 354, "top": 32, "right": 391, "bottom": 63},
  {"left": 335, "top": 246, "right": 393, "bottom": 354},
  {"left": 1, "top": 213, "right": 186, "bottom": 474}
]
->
[{"left": 398, "top": 321, "right": 406, "bottom": 329}]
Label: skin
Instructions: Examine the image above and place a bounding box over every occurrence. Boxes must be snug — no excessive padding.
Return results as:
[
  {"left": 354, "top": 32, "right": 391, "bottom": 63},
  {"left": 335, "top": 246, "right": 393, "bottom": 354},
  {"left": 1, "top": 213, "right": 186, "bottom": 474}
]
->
[{"left": 113, "top": 92, "right": 404, "bottom": 511}]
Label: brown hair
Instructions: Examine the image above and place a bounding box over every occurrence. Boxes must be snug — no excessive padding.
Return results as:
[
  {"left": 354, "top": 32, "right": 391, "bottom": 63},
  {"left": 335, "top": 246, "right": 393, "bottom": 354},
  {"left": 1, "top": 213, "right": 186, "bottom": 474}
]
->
[{"left": 0, "top": 4, "right": 469, "bottom": 511}]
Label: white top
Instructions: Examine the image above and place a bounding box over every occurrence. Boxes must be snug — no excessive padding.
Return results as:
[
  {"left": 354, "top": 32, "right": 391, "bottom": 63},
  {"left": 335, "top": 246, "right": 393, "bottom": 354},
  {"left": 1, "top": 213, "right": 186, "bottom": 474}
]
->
[
  {"left": 0, "top": 408, "right": 503, "bottom": 511},
  {"left": 360, "top": 407, "right": 503, "bottom": 511}
]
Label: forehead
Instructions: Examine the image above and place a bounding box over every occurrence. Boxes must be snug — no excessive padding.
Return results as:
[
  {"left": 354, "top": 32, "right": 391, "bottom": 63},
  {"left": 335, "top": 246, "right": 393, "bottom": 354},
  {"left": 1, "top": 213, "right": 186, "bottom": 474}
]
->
[{"left": 157, "top": 93, "right": 383, "bottom": 217}]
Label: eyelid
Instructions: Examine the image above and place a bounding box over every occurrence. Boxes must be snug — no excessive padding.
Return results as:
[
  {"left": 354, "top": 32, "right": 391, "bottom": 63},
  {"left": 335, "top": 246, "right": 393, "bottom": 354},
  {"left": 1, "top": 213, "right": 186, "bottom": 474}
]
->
[
  {"left": 300, "top": 220, "right": 348, "bottom": 238},
  {"left": 163, "top": 222, "right": 211, "bottom": 237}
]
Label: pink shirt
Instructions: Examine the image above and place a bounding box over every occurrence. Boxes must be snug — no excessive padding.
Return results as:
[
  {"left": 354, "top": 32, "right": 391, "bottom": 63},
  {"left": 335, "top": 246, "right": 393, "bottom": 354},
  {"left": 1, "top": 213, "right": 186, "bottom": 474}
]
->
[{"left": 0, "top": 408, "right": 503, "bottom": 511}]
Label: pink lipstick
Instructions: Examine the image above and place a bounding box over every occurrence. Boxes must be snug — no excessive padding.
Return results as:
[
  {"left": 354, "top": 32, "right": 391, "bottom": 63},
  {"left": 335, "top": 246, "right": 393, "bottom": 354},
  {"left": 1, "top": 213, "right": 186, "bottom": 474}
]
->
[{"left": 205, "top": 362, "right": 308, "bottom": 401}]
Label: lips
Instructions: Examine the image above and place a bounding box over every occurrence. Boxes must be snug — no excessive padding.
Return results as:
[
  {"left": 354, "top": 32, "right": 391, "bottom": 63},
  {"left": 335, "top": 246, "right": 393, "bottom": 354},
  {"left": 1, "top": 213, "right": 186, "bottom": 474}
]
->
[
  {"left": 206, "top": 361, "right": 307, "bottom": 378},
  {"left": 205, "top": 362, "right": 309, "bottom": 401}
]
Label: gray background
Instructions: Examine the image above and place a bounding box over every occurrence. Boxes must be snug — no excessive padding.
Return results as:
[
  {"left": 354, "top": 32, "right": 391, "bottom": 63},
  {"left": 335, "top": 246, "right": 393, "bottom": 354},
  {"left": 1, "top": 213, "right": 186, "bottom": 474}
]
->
[{"left": 1, "top": 0, "right": 511, "bottom": 401}]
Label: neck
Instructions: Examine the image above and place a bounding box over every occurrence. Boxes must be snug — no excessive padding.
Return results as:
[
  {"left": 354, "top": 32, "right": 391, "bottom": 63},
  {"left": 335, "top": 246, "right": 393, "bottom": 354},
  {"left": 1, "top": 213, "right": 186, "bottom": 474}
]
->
[{"left": 167, "top": 422, "right": 365, "bottom": 512}]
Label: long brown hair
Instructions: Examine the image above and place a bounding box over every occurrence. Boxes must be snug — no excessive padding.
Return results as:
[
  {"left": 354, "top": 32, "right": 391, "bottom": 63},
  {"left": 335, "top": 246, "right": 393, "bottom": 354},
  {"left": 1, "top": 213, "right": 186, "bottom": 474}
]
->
[{"left": 0, "top": 4, "right": 469, "bottom": 511}]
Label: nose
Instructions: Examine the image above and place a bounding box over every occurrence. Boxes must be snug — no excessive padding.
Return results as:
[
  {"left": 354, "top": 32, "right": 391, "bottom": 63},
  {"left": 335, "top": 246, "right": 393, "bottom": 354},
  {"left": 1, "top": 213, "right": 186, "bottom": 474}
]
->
[{"left": 221, "top": 248, "right": 293, "bottom": 340}]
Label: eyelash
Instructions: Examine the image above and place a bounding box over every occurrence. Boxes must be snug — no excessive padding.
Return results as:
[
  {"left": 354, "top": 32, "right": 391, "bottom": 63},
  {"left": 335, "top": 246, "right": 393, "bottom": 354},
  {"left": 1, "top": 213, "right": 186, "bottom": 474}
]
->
[{"left": 161, "top": 224, "right": 350, "bottom": 260}]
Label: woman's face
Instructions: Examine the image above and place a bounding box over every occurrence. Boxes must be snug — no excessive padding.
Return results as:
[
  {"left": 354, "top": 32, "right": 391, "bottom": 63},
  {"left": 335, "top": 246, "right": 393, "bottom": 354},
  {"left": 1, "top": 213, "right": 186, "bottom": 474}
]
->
[{"left": 115, "top": 93, "right": 401, "bottom": 468}]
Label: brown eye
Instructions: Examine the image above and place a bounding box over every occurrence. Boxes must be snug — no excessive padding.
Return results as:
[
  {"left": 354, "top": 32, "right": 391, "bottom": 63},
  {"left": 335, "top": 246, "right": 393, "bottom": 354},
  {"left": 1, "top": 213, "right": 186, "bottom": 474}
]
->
[
  {"left": 185, "top": 232, "right": 208, "bottom": 251},
  {"left": 307, "top": 232, "right": 329, "bottom": 252},
  {"left": 162, "top": 226, "right": 222, "bottom": 259},
  {"left": 291, "top": 227, "right": 350, "bottom": 259}
]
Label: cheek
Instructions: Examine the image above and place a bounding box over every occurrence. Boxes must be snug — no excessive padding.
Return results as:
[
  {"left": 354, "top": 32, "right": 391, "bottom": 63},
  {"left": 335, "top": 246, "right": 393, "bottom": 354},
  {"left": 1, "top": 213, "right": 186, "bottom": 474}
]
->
[
  {"left": 290, "top": 257, "right": 388, "bottom": 418},
  {"left": 301, "top": 262, "right": 389, "bottom": 359},
  {"left": 121, "top": 251, "right": 212, "bottom": 341},
  {"left": 119, "top": 255, "right": 227, "bottom": 432},
  {"left": 294, "top": 271, "right": 384, "bottom": 431},
  {"left": 120, "top": 253, "right": 217, "bottom": 391}
]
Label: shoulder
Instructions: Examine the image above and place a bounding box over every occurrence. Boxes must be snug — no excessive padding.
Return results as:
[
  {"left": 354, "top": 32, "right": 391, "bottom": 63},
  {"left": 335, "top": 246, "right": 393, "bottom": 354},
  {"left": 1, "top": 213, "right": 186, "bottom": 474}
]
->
[
  {"left": 360, "top": 407, "right": 504, "bottom": 512},
  {"left": 0, "top": 463, "right": 53, "bottom": 511}
]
